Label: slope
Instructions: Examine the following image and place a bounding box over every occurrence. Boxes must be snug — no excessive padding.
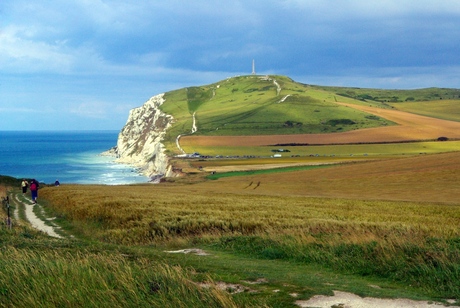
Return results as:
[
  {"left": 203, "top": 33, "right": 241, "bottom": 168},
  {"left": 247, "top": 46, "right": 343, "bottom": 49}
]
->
[{"left": 160, "top": 75, "right": 394, "bottom": 153}]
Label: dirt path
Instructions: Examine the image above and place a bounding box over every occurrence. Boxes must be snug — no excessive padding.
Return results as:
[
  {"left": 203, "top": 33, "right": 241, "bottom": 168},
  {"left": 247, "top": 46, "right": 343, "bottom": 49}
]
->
[
  {"left": 181, "top": 103, "right": 460, "bottom": 146},
  {"left": 12, "top": 192, "right": 63, "bottom": 238},
  {"left": 296, "top": 290, "right": 458, "bottom": 308}
]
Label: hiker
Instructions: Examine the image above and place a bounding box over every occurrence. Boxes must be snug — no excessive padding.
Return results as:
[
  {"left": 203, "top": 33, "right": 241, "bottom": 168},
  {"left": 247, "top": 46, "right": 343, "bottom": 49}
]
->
[
  {"left": 54, "top": 179, "right": 60, "bottom": 186},
  {"left": 21, "top": 179, "right": 29, "bottom": 194},
  {"left": 30, "top": 179, "right": 39, "bottom": 204}
]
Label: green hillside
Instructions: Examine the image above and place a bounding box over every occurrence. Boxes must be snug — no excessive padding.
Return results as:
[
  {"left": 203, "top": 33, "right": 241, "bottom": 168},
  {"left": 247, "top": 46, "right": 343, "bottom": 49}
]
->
[
  {"left": 161, "top": 75, "right": 392, "bottom": 143},
  {"left": 314, "top": 85, "right": 460, "bottom": 103},
  {"left": 388, "top": 100, "right": 460, "bottom": 122},
  {"left": 159, "top": 75, "right": 460, "bottom": 151}
]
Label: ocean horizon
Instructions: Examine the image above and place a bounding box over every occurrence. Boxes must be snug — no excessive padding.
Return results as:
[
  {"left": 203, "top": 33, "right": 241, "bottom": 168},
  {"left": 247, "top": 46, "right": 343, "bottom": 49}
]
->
[{"left": 0, "top": 130, "right": 150, "bottom": 185}]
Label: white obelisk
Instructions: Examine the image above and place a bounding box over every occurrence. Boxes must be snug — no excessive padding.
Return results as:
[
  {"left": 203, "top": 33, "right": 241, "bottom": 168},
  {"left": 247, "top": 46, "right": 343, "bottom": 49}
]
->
[{"left": 252, "top": 59, "right": 256, "bottom": 75}]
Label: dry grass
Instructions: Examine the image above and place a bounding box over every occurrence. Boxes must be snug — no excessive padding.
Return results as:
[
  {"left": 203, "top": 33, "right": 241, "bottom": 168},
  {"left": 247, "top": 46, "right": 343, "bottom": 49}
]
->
[
  {"left": 40, "top": 152, "right": 460, "bottom": 245},
  {"left": 0, "top": 185, "right": 6, "bottom": 199},
  {"left": 36, "top": 151, "right": 460, "bottom": 297},
  {"left": 212, "top": 151, "right": 460, "bottom": 204}
]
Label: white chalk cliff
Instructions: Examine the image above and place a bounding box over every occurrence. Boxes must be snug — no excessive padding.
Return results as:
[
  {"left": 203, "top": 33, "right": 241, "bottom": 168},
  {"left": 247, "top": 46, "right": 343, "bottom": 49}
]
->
[{"left": 111, "top": 93, "right": 174, "bottom": 181}]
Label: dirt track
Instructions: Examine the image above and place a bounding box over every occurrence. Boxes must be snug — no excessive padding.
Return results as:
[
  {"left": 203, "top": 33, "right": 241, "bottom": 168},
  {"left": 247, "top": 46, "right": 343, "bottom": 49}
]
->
[
  {"left": 181, "top": 103, "right": 460, "bottom": 146},
  {"left": 296, "top": 290, "right": 458, "bottom": 308},
  {"left": 12, "top": 192, "right": 63, "bottom": 238}
]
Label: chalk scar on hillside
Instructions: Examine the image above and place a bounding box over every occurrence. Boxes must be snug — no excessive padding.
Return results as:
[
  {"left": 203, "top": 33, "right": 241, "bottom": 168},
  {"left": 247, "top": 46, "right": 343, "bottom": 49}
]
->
[{"left": 164, "top": 248, "right": 210, "bottom": 256}]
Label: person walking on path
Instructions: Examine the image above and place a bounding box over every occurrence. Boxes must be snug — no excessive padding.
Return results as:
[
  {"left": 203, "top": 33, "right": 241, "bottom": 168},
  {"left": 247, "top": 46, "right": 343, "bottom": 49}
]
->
[
  {"left": 30, "top": 179, "right": 39, "bottom": 204},
  {"left": 21, "top": 179, "right": 29, "bottom": 194}
]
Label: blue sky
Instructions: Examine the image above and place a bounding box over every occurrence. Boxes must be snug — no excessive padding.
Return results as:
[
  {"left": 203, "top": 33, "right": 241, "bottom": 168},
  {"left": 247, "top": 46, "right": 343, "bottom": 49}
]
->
[{"left": 1, "top": 1, "right": 459, "bottom": 130}]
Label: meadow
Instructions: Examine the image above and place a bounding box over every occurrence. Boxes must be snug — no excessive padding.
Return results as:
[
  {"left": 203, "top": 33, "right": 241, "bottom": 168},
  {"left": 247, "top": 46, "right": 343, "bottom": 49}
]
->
[
  {"left": 160, "top": 75, "right": 395, "bottom": 155},
  {"left": 177, "top": 140, "right": 460, "bottom": 160},
  {"left": 2, "top": 151, "right": 459, "bottom": 306},
  {"left": 313, "top": 85, "right": 460, "bottom": 103},
  {"left": 389, "top": 99, "right": 460, "bottom": 122},
  {"left": 24, "top": 151, "right": 458, "bottom": 305}
]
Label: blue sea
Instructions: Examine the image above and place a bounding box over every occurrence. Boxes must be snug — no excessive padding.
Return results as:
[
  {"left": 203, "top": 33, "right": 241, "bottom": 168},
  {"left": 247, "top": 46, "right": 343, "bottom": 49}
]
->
[{"left": 0, "top": 131, "right": 149, "bottom": 185}]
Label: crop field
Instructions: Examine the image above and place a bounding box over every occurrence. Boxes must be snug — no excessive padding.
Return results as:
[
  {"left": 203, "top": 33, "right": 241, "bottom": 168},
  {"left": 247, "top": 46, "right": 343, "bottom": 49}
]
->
[
  {"left": 178, "top": 140, "right": 460, "bottom": 161},
  {"left": 389, "top": 99, "right": 460, "bottom": 122},
  {"left": 179, "top": 101, "right": 460, "bottom": 152},
  {"left": 30, "top": 151, "right": 460, "bottom": 303}
]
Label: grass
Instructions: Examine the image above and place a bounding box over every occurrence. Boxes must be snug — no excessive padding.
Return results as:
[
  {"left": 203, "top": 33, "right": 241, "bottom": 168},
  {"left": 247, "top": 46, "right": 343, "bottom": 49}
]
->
[
  {"left": 0, "top": 234, "right": 241, "bottom": 307},
  {"left": 150, "top": 75, "right": 460, "bottom": 157},
  {"left": 313, "top": 85, "right": 460, "bottom": 103},
  {"left": 1, "top": 151, "right": 460, "bottom": 306},
  {"left": 32, "top": 151, "right": 460, "bottom": 300},
  {"left": 389, "top": 99, "right": 460, "bottom": 122},
  {"left": 159, "top": 75, "right": 396, "bottom": 154},
  {"left": 205, "top": 164, "right": 331, "bottom": 179},
  {"left": 179, "top": 140, "right": 460, "bottom": 158}
]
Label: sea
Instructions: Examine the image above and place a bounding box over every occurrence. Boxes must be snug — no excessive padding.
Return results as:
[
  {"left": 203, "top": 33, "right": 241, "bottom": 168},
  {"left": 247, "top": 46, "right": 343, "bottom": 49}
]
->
[{"left": 0, "top": 131, "right": 150, "bottom": 185}]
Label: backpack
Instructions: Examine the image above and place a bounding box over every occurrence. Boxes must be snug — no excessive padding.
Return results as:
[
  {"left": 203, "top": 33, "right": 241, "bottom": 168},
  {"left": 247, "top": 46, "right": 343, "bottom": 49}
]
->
[{"left": 30, "top": 183, "right": 37, "bottom": 190}]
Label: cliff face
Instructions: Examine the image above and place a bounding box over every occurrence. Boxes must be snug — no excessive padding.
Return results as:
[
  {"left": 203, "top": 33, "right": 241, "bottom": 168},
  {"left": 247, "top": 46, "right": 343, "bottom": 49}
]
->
[{"left": 114, "top": 93, "right": 174, "bottom": 180}]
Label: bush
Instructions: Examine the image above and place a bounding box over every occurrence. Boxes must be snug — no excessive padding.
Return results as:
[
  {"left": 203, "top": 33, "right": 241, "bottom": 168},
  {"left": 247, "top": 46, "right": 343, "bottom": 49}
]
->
[{"left": 326, "top": 119, "right": 356, "bottom": 126}]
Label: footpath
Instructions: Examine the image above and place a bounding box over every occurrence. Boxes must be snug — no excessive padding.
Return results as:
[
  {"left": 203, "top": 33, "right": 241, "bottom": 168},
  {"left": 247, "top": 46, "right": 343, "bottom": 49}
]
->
[{"left": 10, "top": 191, "right": 64, "bottom": 239}]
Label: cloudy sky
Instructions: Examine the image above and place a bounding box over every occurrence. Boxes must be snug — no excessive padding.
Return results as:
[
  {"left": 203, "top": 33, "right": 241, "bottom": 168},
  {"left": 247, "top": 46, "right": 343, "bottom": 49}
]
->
[{"left": 1, "top": 1, "right": 459, "bottom": 130}]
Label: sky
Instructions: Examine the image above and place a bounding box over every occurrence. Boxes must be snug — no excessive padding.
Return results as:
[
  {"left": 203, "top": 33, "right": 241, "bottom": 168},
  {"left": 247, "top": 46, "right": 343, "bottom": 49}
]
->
[{"left": 1, "top": 0, "right": 460, "bottom": 131}]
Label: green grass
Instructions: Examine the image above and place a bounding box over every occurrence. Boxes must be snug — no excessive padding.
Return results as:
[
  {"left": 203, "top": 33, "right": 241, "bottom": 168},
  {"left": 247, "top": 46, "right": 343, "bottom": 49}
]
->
[
  {"left": 182, "top": 140, "right": 460, "bottom": 158},
  {"left": 34, "top": 151, "right": 460, "bottom": 298},
  {"left": 157, "top": 75, "right": 460, "bottom": 156},
  {"left": 0, "top": 229, "right": 242, "bottom": 307},
  {"left": 159, "top": 75, "right": 394, "bottom": 151},
  {"left": 206, "top": 164, "right": 331, "bottom": 180},
  {"left": 313, "top": 85, "right": 460, "bottom": 103},
  {"left": 1, "top": 222, "right": 441, "bottom": 307},
  {"left": 389, "top": 99, "right": 460, "bottom": 122}
]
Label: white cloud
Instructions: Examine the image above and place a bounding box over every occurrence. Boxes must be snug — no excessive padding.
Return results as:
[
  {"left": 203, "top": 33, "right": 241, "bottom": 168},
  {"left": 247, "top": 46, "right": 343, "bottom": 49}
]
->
[
  {"left": 0, "top": 26, "right": 73, "bottom": 73},
  {"left": 280, "top": 0, "right": 460, "bottom": 18}
]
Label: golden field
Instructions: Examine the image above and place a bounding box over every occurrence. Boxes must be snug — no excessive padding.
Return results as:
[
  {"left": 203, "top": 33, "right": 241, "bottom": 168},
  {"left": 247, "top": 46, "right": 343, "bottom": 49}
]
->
[
  {"left": 36, "top": 150, "right": 460, "bottom": 299},
  {"left": 40, "top": 151, "right": 460, "bottom": 245}
]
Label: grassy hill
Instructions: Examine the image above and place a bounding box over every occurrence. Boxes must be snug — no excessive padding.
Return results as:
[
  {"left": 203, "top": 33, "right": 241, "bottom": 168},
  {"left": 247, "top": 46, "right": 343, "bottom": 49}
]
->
[
  {"left": 159, "top": 75, "right": 460, "bottom": 154},
  {"left": 313, "top": 85, "right": 460, "bottom": 103},
  {"left": 161, "top": 76, "right": 392, "bottom": 138}
]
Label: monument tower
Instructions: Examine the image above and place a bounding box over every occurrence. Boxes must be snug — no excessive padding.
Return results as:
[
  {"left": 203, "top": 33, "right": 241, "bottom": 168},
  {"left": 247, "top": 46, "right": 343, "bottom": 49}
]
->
[{"left": 252, "top": 59, "right": 256, "bottom": 75}]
